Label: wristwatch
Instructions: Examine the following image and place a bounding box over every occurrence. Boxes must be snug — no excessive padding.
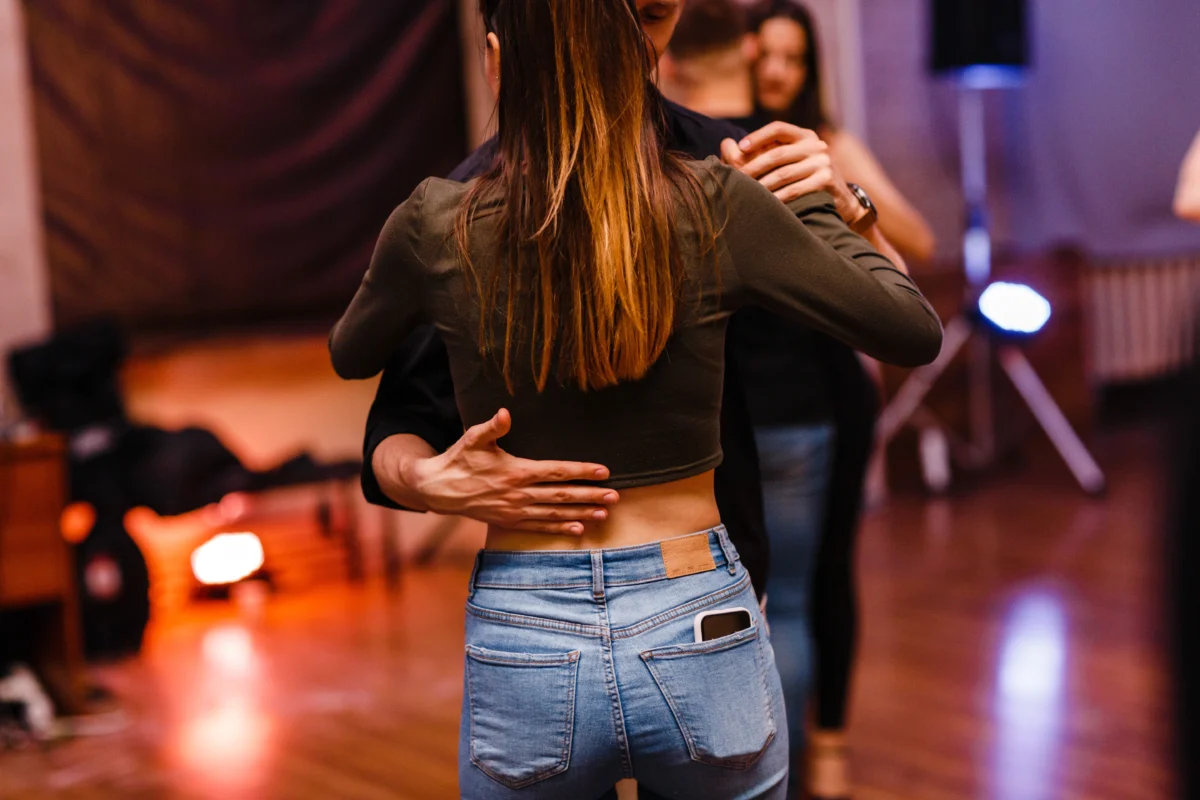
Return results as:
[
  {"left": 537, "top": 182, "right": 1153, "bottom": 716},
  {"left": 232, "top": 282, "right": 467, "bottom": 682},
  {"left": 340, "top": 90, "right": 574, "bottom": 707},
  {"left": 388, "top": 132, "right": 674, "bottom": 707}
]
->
[{"left": 846, "top": 183, "right": 878, "bottom": 234}]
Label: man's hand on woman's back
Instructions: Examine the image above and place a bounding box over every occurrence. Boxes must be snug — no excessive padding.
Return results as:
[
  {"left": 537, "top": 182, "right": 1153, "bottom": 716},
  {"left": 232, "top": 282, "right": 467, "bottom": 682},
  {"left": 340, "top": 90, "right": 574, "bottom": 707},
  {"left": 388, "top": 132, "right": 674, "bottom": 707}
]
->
[{"left": 373, "top": 409, "right": 619, "bottom": 535}]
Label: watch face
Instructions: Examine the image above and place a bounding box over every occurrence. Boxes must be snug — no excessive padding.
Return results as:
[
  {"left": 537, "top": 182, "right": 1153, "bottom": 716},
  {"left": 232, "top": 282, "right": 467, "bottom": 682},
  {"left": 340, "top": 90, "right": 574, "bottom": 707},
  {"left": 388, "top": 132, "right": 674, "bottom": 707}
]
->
[
  {"left": 850, "top": 184, "right": 874, "bottom": 212},
  {"left": 847, "top": 184, "right": 877, "bottom": 232}
]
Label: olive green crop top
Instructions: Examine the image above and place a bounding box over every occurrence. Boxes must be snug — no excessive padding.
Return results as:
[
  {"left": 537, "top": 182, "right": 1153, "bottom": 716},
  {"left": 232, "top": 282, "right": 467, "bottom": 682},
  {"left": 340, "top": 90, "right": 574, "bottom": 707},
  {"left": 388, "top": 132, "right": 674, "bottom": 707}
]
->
[{"left": 330, "top": 158, "right": 942, "bottom": 488}]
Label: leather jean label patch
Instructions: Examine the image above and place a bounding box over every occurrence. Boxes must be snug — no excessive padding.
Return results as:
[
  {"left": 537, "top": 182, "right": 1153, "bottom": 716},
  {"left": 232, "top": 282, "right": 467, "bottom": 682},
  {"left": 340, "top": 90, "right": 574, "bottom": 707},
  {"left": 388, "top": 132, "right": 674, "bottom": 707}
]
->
[{"left": 660, "top": 533, "right": 717, "bottom": 579}]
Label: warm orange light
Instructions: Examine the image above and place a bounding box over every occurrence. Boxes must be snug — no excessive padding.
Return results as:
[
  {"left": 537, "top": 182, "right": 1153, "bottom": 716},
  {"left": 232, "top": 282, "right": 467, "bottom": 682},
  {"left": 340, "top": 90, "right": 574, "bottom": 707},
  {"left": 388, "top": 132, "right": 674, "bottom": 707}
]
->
[
  {"left": 60, "top": 502, "right": 96, "bottom": 544},
  {"left": 190, "top": 533, "right": 265, "bottom": 586},
  {"left": 177, "top": 697, "right": 270, "bottom": 788}
]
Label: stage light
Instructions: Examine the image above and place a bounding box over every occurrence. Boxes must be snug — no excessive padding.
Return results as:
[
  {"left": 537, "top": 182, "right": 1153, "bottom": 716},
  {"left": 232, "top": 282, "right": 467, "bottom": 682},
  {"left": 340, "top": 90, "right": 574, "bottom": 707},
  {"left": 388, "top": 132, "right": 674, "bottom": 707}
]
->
[
  {"left": 977, "top": 282, "right": 1051, "bottom": 335},
  {"left": 191, "top": 532, "right": 264, "bottom": 586}
]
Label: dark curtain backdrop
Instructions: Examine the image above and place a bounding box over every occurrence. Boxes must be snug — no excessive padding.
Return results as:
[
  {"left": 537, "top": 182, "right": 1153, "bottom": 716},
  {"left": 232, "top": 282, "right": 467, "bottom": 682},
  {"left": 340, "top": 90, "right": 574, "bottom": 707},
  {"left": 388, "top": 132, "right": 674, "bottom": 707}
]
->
[{"left": 23, "top": 0, "right": 467, "bottom": 332}]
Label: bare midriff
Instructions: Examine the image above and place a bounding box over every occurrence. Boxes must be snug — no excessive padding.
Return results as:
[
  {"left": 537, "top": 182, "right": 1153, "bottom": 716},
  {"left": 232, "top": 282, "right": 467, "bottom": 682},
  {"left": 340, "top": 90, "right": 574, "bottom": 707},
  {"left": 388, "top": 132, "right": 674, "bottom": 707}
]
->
[{"left": 484, "top": 470, "right": 722, "bottom": 551}]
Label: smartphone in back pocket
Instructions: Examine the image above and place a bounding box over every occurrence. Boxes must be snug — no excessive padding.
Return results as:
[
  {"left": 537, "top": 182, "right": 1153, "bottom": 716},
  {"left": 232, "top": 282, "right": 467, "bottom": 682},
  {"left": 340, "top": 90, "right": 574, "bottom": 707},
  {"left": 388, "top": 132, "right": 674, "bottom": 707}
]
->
[{"left": 693, "top": 607, "right": 752, "bottom": 643}]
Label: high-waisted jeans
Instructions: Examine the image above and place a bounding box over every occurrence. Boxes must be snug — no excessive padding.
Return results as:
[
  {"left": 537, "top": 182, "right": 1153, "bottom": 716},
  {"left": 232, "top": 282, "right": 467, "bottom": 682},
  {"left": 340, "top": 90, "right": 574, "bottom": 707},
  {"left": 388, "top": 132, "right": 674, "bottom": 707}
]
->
[{"left": 458, "top": 527, "right": 789, "bottom": 799}]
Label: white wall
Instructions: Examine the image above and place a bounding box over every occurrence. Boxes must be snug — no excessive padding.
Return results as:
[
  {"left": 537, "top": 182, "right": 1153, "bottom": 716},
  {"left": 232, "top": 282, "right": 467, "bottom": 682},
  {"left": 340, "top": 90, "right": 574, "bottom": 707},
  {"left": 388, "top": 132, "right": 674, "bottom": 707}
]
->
[
  {"left": 0, "top": 0, "right": 51, "bottom": 418},
  {"left": 858, "top": 0, "right": 1200, "bottom": 262}
]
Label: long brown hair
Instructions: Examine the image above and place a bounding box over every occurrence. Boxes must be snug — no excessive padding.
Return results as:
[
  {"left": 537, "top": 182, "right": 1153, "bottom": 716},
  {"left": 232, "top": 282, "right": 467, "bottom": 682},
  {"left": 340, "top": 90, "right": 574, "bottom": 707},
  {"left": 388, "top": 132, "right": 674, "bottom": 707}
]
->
[{"left": 455, "top": 0, "right": 713, "bottom": 392}]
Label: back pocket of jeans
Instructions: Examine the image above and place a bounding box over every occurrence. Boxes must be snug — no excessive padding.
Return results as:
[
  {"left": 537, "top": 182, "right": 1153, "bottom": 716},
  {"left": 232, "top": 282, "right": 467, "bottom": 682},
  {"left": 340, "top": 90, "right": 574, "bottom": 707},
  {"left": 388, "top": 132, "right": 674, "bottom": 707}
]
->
[
  {"left": 640, "top": 626, "right": 775, "bottom": 769},
  {"left": 465, "top": 645, "right": 581, "bottom": 789}
]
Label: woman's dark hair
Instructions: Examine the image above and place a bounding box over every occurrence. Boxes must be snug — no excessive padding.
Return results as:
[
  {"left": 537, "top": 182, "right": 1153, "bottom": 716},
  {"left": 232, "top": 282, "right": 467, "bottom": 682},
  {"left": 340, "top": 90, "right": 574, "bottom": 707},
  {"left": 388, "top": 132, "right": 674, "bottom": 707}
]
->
[
  {"left": 753, "top": 0, "right": 830, "bottom": 131},
  {"left": 457, "top": 0, "right": 715, "bottom": 392}
]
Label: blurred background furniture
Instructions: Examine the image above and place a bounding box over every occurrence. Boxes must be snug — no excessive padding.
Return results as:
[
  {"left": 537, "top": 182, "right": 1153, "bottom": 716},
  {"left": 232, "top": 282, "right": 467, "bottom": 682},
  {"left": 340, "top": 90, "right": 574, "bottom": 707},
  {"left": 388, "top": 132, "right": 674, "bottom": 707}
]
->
[
  {"left": 0, "top": 433, "right": 87, "bottom": 714},
  {"left": 6, "top": 322, "right": 363, "bottom": 658}
]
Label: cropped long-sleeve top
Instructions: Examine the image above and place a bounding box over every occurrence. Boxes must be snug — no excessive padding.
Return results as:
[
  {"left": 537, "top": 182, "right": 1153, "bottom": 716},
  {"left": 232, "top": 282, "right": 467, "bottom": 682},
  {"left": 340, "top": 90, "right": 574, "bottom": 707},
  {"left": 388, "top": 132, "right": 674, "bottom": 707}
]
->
[{"left": 331, "top": 158, "right": 942, "bottom": 489}]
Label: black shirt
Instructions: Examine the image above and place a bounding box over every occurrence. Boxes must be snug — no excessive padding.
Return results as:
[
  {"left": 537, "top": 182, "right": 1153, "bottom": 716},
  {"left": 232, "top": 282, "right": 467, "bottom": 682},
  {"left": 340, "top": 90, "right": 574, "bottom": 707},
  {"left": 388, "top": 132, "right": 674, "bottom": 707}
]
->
[
  {"left": 721, "top": 113, "right": 847, "bottom": 428},
  {"left": 358, "top": 99, "right": 779, "bottom": 595}
]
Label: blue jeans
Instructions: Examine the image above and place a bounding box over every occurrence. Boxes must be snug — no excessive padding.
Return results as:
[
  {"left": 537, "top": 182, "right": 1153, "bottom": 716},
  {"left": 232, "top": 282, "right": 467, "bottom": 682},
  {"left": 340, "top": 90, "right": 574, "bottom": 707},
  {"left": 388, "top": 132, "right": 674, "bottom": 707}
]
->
[
  {"left": 753, "top": 424, "right": 835, "bottom": 782},
  {"left": 459, "top": 527, "right": 789, "bottom": 799}
]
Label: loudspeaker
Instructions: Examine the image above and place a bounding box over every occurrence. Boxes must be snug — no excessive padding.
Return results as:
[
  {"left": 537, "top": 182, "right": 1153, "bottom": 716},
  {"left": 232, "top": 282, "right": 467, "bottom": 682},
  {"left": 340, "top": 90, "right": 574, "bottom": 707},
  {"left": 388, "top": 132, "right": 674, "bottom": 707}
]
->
[{"left": 930, "top": 0, "right": 1029, "bottom": 74}]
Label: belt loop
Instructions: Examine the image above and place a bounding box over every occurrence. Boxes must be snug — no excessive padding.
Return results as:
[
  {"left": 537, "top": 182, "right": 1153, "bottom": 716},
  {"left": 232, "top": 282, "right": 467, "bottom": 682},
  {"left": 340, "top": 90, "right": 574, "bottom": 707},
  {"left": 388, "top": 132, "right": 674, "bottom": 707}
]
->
[
  {"left": 591, "top": 551, "right": 605, "bottom": 601},
  {"left": 716, "top": 527, "right": 738, "bottom": 575},
  {"left": 467, "top": 551, "right": 483, "bottom": 600}
]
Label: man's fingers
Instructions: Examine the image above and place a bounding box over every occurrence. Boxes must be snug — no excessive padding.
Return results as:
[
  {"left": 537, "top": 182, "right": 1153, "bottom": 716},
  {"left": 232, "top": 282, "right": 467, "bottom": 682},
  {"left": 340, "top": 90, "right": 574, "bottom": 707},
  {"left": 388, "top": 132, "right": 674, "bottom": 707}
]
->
[
  {"left": 720, "top": 138, "right": 746, "bottom": 168},
  {"left": 504, "top": 519, "right": 588, "bottom": 536},
  {"left": 516, "top": 504, "right": 612, "bottom": 523},
  {"left": 519, "top": 485, "right": 620, "bottom": 506},
  {"left": 738, "top": 121, "right": 818, "bottom": 154},
  {"left": 740, "top": 140, "right": 827, "bottom": 180},
  {"left": 463, "top": 407, "right": 512, "bottom": 448},
  {"left": 757, "top": 160, "right": 819, "bottom": 193},
  {"left": 773, "top": 173, "right": 833, "bottom": 204},
  {"left": 516, "top": 459, "right": 611, "bottom": 483}
]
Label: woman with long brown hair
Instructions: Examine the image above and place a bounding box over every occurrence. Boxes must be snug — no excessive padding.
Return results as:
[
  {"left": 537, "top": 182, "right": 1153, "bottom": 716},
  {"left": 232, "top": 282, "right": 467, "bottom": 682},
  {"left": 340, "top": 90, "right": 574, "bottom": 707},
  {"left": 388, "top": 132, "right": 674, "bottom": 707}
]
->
[
  {"left": 748, "top": 5, "right": 939, "bottom": 797},
  {"left": 331, "top": 1, "right": 941, "bottom": 796}
]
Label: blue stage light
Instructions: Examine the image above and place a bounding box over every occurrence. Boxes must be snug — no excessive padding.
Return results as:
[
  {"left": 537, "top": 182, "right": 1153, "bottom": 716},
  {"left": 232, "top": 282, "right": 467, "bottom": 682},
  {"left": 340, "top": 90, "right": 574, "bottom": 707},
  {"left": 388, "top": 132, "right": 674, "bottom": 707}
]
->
[{"left": 977, "top": 282, "right": 1051, "bottom": 335}]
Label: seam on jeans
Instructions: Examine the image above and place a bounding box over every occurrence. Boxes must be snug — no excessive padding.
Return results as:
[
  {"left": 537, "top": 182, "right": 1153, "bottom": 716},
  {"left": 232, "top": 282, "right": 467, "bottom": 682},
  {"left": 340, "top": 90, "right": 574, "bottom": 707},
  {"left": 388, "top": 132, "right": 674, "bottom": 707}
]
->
[
  {"left": 638, "top": 625, "right": 759, "bottom": 660},
  {"left": 601, "top": 574, "right": 671, "bottom": 588},
  {"left": 755, "top": 630, "right": 778, "bottom": 738},
  {"left": 472, "top": 580, "right": 593, "bottom": 590},
  {"left": 601, "top": 561, "right": 728, "bottom": 588},
  {"left": 716, "top": 528, "right": 739, "bottom": 575},
  {"left": 465, "top": 646, "right": 580, "bottom": 667},
  {"left": 465, "top": 603, "right": 603, "bottom": 637},
  {"left": 610, "top": 572, "right": 751, "bottom": 639},
  {"left": 561, "top": 650, "right": 579, "bottom": 780},
  {"left": 477, "top": 527, "right": 728, "bottom": 557},
  {"left": 466, "top": 552, "right": 482, "bottom": 600},
  {"left": 640, "top": 655, "right": 701, "bottom": 763},
  {"left": 466, "top": 652, "right": 580, "bottom": 790},
  {"left": 471, "top": 568, "right": 732, "bottom": 591},
  {"left": 593, "top": 569, "right": 633, "bottom": 779}
]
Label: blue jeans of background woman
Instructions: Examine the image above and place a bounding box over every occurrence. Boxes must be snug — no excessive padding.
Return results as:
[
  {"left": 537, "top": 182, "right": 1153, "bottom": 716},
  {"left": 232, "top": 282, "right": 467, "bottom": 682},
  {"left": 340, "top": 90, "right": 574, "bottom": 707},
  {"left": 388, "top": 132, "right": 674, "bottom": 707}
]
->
[
  {"left": 458, "top": 527, "right": 789, "bottom": 799},
  {"left": 753, "top": 423, "right": 836, "bottom": 787}
]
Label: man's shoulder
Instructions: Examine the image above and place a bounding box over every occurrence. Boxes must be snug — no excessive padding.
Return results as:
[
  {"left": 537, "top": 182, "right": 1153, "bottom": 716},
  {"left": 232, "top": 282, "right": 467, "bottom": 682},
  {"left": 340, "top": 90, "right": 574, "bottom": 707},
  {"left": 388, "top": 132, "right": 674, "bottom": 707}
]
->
[
  {"left": 663, "top": 99, "right": 748, "bottom": 160},
  {"left": 447, "top": 138, "right": 498, "bottom": 182}
]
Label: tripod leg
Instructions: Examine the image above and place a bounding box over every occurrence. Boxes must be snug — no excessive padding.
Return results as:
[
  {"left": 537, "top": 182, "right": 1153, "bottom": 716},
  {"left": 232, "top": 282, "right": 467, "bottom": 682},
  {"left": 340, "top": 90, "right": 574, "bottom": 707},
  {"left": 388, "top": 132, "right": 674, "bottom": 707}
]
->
[
  {"left": 997, "top": 347, "right": 1106, "bottom": 495},
  {"left": 877, "top": 316, "right": 973, "bottom": 443}
]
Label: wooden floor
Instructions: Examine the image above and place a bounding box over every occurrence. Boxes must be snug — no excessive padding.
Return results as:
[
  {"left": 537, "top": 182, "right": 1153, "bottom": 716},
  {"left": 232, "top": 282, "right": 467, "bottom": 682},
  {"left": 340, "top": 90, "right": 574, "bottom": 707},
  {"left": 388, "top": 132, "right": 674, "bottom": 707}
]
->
[{"left": 0, "top": 428, "right": 1172, "bottom": 800}]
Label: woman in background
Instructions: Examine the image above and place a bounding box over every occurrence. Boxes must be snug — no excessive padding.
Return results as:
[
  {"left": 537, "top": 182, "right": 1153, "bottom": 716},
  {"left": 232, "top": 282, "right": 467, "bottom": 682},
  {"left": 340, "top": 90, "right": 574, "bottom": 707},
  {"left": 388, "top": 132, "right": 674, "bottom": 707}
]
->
[
  {"left": 747, "top": 3, "right": 938, "bottom": 799},
  {"left": 754, "top": 0, "right": 935, "bottom": 262}
]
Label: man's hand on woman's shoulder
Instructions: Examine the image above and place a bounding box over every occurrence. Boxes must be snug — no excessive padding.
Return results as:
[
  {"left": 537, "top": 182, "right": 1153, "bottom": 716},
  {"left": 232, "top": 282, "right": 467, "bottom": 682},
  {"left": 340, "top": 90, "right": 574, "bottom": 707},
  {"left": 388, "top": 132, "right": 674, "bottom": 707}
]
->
[{"left": 721, "top": 121, "right": 863, "bottom": 225}]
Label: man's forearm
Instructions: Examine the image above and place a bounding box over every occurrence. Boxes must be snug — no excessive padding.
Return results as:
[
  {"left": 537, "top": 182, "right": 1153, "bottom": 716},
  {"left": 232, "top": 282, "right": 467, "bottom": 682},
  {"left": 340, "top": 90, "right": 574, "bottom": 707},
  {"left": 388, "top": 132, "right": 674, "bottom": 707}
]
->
[{"left": 372, "top": 434, "right": 437, "bottom": 512}]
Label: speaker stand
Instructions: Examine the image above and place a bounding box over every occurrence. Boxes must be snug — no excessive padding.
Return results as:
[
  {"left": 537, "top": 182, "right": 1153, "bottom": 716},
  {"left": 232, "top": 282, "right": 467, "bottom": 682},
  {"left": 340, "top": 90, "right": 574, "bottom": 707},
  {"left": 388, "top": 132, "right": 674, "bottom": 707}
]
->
[
  {"left": 876, "top": 78, "right": 1105, "bottom": 496},
  {"left": 877, "top": 316, "right": 1106, "bottom": 495}
]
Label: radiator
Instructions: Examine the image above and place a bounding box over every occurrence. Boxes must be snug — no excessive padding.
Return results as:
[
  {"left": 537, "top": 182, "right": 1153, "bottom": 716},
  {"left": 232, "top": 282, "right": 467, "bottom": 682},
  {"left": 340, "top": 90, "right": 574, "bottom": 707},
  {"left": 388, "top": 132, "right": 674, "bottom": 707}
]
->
[{"left": 1086, "top": 258, "right": 1200, "bottom": 383}]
